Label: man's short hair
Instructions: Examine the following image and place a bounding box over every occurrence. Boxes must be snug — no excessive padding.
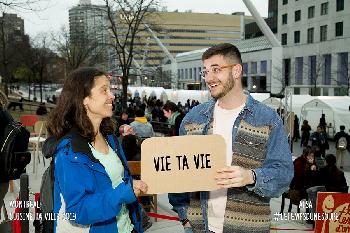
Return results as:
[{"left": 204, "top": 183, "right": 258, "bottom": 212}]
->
[
  {"left": 340, "top": 125, "right": 345, "bottom": 131},
  {"left": 202, "top": 43, "right": 242, "bottom": 64}
]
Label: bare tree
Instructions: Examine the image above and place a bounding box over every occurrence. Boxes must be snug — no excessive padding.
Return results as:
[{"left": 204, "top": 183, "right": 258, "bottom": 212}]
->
[
  {"left": 102, "top": 0, "right": 159, "bottom": 109},
  {"left": 52, "top": 26, "right": 101, "bottom": 71},
  {"left": 0, "top": 0, "right": 48, "bottom": 95},
  {"left": 0, "top": 0, "right": 45, "bottom": 11}
]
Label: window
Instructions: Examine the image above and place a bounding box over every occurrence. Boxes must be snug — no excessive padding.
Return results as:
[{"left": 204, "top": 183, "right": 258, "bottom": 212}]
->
[
  {"left": 283, "top": 0, "right": 288, "bottom": 5},
  {"left": 308, "top": 56, "right": 316, "bottom": 85},
  {"left": 335, "top": 22, "right": 343, "bottom": 37},
  {"left": 308, "top": 6, "right": 315, "bottom": 18},
  {"left": 251, "top": 62, "right": 257, "bottom": 74},
  {"left": 283, "top": 59, "right": 291, "bottom": 86},
  {"left": 336, "top": 0, "right": 344, "bottom": 11},
  {"left": 320, "top": 25, "right": 327, "bottom": 41},
  {"left": 260, "top": 61, "right": 267, "bottom": 74},
  {"left": 193, "top": 67, "right": 197, "bottom": 81},
  {"left": 282, "top": 14, "right": 288, "bottom": 24},
  {"left": 243, "top": 63, "right": 248, "bottom": 75},
  {"left": 321, "top": 2, "right": 328, "bottom": 15},
  {"left": 295, "top": 10, "right": 301, "bottom": 22},
  {"left": 323, "top": 54, "right": 331, "bottom": 85},
  {"left": 307, "top": 28, "right": 314, "bottom": 43},
  {"left": 282, "top": 33, "right": 288, "bottom": 45},
  {"left": 295, "top": 57, "right": 303, "bottom": 85},
  {"left": 337, "top": 53, "right": 348, "bottom": 85},
  {"left": 294, "top": 31, "right": 300, "bottom": 43}
]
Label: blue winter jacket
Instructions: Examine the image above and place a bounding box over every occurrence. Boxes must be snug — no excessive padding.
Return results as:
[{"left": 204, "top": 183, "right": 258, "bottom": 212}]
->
[{"left": 50, "top": 129, "right": 143, "bottom": 233}]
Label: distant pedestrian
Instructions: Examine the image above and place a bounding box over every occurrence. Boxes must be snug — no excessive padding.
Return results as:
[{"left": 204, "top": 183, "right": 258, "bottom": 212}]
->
[
  {"left": 301, "top": 120, "right": 311, "bottom": 147},
  {"left": 334, "top": 125, "right": 350, "bottom": 169},
  {"left": 310, "top": 126, "right": 329, "bottom": 158},
  {"left": 319, "top": 114, "right": 327, "bottom": 132},
  {"left": 292, "top": 114, "right": 300, "bottom": 142}
]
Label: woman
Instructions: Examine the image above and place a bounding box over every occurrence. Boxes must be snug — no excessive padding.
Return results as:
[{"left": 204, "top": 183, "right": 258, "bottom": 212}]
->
[
  {"left": 162, "top": 101, "right": 191, "bottom": 232},
  {"left": 289, "top": 147, "right": 319, "bottom": 202},
  {"left": 162, "top": 101, "right": 185, "bottom": 136},
  {"left": 46, "top": 67, "right": 147, "bottom": 233}
]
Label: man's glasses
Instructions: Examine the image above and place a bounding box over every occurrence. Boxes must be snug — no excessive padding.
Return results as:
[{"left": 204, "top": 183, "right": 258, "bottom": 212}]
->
[{"left": 199, "top": 64, "right": 238, "bottom": 79}]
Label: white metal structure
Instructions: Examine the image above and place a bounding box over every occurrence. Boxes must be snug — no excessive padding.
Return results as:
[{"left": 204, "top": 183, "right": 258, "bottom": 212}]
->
[{"left": 242, "top": 0, "right": 283, "bottom": 94}]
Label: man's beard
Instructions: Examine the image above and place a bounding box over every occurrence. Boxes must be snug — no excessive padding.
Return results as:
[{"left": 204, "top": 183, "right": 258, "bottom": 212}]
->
[{"left": 211, "top": 73, "right": 235, "bottom": 100}]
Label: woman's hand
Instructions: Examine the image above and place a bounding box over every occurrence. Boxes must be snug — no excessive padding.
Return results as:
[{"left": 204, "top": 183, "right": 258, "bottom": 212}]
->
[{"left": 133, "top": 180, "right": 148, "bottom": 196}]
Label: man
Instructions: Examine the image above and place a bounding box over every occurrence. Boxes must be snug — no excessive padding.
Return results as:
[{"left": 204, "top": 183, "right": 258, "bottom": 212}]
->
[
  {"left": 310, "top": 126, "right": 329, "bottom": 158},
  {"left": 130, "top": 108, "right": 154, "bottom": 138},
  {"left": 179, "top": 43, "right": 294, "bottom": 232},
  {"left": 334, "top": 125, "right": 349, "bottom": 169}
]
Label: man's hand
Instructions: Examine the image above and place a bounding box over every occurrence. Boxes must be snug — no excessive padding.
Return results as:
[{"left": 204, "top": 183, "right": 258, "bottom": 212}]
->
[
  {"left": 214, "top": 166, "right": 255, "bottom": 188},
  {"left": 133, "top": 180, "right": 148, "bottom": 196}
]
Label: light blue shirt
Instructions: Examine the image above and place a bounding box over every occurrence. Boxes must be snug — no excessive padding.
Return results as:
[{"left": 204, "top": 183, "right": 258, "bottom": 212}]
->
[{"left": 89, "top": 143, "right": 134, "bottom": 233}]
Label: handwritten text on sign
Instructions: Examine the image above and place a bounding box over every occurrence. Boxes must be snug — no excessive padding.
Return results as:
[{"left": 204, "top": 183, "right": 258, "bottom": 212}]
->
[{"left": 141, "top": 135, "right": 226, "bottom": 194}]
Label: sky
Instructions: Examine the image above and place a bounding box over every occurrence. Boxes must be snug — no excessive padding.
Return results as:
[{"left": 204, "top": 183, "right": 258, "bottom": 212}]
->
[{"left": 17, "top": 0, "right": 268, "bottom": 37}]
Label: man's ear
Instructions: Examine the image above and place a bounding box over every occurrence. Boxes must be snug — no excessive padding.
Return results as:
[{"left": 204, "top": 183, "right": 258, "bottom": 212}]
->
[{"left": 232, "top": 64, "right": 243, "bottom": 79}]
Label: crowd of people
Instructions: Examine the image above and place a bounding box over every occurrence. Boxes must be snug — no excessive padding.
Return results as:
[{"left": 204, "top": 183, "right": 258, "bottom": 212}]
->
[{"left": 0, "top": 42, "right": 349, "bottom": 233}]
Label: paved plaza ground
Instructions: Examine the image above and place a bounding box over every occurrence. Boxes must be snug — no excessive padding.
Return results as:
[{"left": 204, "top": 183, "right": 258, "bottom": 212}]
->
[{"left": 3, "top": 140, "right": 350, "bottom": 233}]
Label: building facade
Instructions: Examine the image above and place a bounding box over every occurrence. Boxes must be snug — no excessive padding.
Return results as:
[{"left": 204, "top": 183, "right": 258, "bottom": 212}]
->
[
  {"left": 69, "top": 0, "right": 110, "bottom": 69},
  {"left": 0, "top": 13, "right": 26, "bottom": 43},
  {"left": 279, "top": 0, "right": 349, "bottom": 96},
  {"left": 162, "top": 0, "right": 349, "bottom": 96}
]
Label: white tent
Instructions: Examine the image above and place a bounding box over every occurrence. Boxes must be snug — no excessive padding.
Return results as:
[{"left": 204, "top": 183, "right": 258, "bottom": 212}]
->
[
  {"left": 169, "top": 90, "right": 210, "bottom": 104},
  {"left": 262, "top": 97, "right": 283, "bottom": 110},
  {"left": 127, "top": 87, "right": 141, "bottom": 98},
  {"left": 251, "top": 93, "right": 270, "bottom": 102},
  {"left": 283, "top": 94, "right": 316, "bottom": 119},
  {"left": 301, "top": 96, "right": 350, "bottom": 137}
]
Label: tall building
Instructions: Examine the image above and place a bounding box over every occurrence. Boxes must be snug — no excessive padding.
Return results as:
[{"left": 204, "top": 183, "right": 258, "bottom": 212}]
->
[
  {"left": 134, "top": 11, "right": 254, "bottom": 68},
  {"left": 162, "top": 0, "right": 350, "bottom": 96},
  {"left": 279, "top": 0, "right": 349, "bottom": 96},
  {"left": 245, "top": 0, "right": 277, "bottom": 39},
  {"left": 69, "top": 1, "right": 109, "bottom": 69},
  {"left": 0, "top": 13, "right": 26, "bottom": 43}
]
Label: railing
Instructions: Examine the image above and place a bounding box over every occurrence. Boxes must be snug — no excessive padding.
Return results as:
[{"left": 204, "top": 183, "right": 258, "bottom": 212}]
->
[{"left": 7, "top": 99, "right": 55, "bottom": 122}]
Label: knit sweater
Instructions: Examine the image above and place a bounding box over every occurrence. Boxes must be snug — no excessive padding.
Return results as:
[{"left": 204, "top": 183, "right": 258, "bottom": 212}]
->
[{"left": 184, "top": 120, "right": 272, "bottom": 233}]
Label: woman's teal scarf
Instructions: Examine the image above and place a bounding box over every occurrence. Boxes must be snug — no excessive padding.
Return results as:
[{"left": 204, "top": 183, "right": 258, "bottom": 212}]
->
[{"left": 168, "top": 111, "right": 181, "bottom": 126}]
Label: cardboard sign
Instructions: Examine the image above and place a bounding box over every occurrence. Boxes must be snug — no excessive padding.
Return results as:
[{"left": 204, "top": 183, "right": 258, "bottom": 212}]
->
[
  {"left": 141, "top": 135, "right": 226, "bottom": 194},
  {"left": 314, "top": 192, "right": 350, "bottom": 233}
]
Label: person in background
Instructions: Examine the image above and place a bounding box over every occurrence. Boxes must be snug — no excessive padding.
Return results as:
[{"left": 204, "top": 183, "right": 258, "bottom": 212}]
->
[
  {"left": 162, "top": 101, "right": 190, "bottom": 232},
  {"left": 163, "top": 101, "right": 185, "bottom": 136},
  {"left": 180, "top": 43, "right": 293, "bottom": 232},
  {"left": 45, "top": 67, "right": 147, "bottom": 233},
  {"left": 333, "top": 125, "right": 350, "bottom": 169},
  {"left": 130, "top": 108, "right": 154, "bottom": 138},
  {"left": 319, "top": 114, "right": 327, "bottom": 132},
  {"left": 289, "top": 147, "right": 319, "bottom": 201},
  {"left": 310, "top": 126, "right": 329, "bottom": 158},
  {"left": 0, "top": 90, "right": 12, "bottom": 211},
  {"left": 319, "top": 154, "right": 348, "bottom": 193},
  {"left": 292, "top": 115, "right": 300, "bottom": 142},
  {"left": 301, "top": 120, "right": 311, "bottom": 147},
  {"left": 118, "top": 111, "right": 131, "bottom": 127}
]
